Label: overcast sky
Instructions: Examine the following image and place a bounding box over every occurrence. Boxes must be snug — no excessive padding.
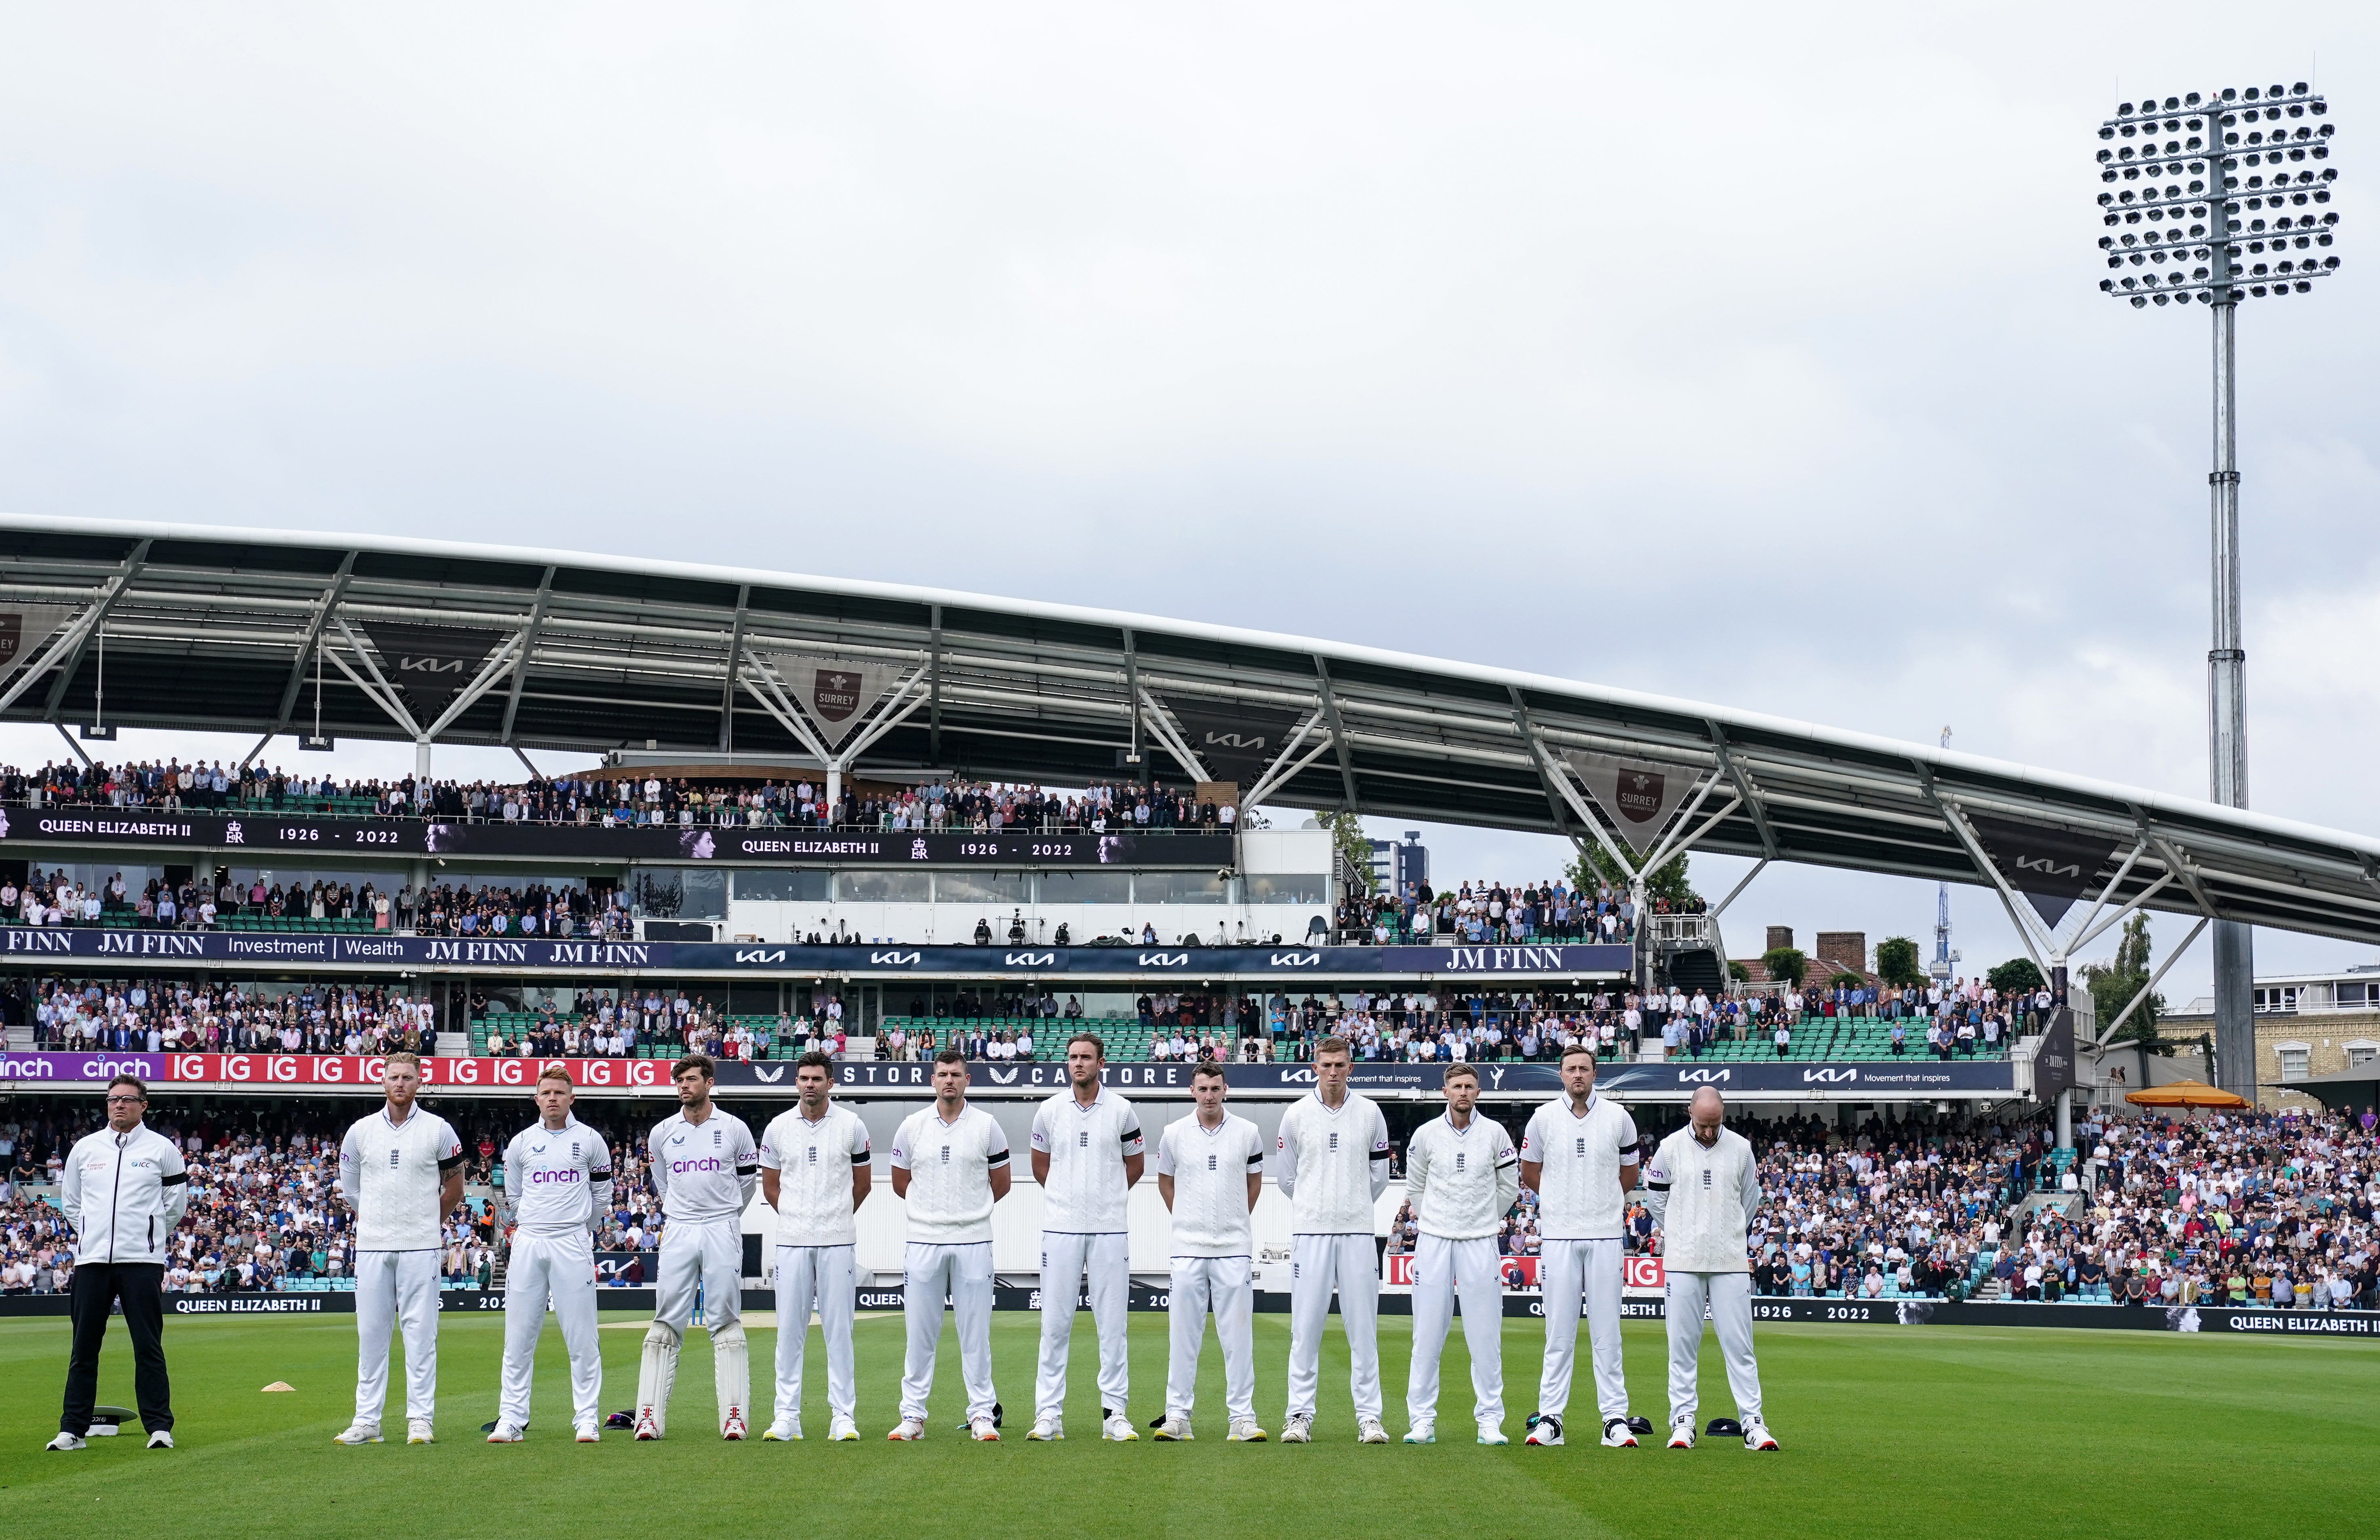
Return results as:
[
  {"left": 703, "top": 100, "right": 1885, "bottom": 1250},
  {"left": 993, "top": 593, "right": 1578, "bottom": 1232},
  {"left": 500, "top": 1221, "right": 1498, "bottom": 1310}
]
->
[{"left": 1, "top": 5, "right": 2375, "bottom": 996}]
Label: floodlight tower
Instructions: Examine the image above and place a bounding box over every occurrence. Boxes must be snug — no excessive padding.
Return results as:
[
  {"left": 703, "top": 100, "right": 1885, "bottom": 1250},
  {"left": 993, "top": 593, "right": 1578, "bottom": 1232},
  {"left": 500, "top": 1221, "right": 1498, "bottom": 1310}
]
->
[{"left": 2095, "top": 80, "right": 2341, "bottom": 1098}]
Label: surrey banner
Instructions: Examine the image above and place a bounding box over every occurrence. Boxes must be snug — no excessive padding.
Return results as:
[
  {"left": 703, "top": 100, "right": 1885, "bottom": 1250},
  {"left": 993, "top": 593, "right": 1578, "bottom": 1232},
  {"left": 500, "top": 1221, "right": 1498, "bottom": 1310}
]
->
[
  {"left": 0, "top": 603, "right": 76, "bottom": 681},
  {"left": 357, "top": 621, "right": 508, "bottom": 721},
  {"left": 765, "top": 651, "right": 903, "bottom": 750},
  {"left": 1964, "top": 814, "right": 2124, "bottom": 927},
  {"left": 1562, "top": 750, "right": 1702, "bottom": 855}
]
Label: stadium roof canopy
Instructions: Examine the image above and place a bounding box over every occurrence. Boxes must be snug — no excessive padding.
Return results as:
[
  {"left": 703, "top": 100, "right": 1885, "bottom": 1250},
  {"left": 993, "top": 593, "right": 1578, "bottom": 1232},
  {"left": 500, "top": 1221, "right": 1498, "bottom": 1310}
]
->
[{"left": 5, "top": 513, "right": 2380, "bottom": 951}]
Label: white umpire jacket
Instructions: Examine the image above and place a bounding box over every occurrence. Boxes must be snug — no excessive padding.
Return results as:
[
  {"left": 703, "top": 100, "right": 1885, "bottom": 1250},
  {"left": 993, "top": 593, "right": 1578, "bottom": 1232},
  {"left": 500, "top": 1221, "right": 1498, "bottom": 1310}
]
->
[{"left": 62, "top": 1123, "right": 190, "bottom": 1266}]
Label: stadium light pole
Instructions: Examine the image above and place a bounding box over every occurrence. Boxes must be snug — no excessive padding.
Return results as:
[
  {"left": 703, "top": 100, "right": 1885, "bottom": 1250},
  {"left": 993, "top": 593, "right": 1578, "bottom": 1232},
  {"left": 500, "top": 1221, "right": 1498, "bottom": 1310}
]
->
[{"left": 2095, "top": 80, "right": 2342, "bottom": 1100}]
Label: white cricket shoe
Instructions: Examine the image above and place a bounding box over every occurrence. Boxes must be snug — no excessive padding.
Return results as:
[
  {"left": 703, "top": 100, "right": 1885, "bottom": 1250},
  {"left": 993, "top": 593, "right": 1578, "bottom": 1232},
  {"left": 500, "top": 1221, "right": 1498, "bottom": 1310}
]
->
[
  {"left": 1279, "top": 1413, "right": 1313, "bottom": 1444},
  {"left": 1356, "top": 1417, "right": 1390, "bottom": 1445},
  {"left": 1477, "top": 1421, "right": 1509, "bottom": 1446},
  {"left": 721, "top": 1407, "right": 748, "bottom": 1442},
  {"left": 1153, "top": 1414, "right": 1192, "bottom": 1441},
  {"left": 1027, "top": 1416, "right": 1062, "bottom": 1442},
  {"left": 331, "top": 1422, "right": 382, "bottom": 1445},
  {"left": 45, "top": 1432, "right": 86, "bottom": 1452},
  {"left": 1524, "top": 1414, "right": 1563, "bottom": 1447},
  {"left": 827, "top": 1417, "right": 859, "bottom": 1442},
  {"left": 968, "top": 1416, "right": 1001, "bottom": 1442},
  {"left": 1743, "top": 1419, "right": 1779, "bottom": 1452},
  {"left": 406, "top": 1420, "right": 435, "bottom": 1445},
  {"left": 485, "top": 1423, "right": 524, "bottom": 1444},
  {"left": 633, "top": 1407, "right": 661, "bottom": 1441},
  {"left": 1601, "top": 1417, "right": 1639, "bottom": 1448},
  {"left": 1666, "top": 1417, "right": 1695, "bottom": 1449},
  {"left": 146, "top": 1429, "right": 174, "bottom": 1450},
  {"left": 886, "top": 1417, "right": 925, "bottom": 1442},
  {"left": 1403, "top": 1418, "right": 1435, "bottom": 1445},
  {"left": 1227, "top": 1420, "right": 1268, "bottom": 1442},
  {"left": 575, "top": 1421, "right": 601, "bottom": 1443},
  {"left": 762, "top": 1419, "right": 800, "bottom": 1442},
  {"left": 1102, "top": 1411, "right": 1139, "bottom": 1442}
]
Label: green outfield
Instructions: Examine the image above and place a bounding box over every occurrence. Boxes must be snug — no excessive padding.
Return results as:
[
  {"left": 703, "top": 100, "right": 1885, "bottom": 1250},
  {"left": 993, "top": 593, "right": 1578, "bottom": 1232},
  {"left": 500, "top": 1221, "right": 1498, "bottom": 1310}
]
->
[{"left": 1, "top": 1310, "right": 2372, "bottom": 1539}]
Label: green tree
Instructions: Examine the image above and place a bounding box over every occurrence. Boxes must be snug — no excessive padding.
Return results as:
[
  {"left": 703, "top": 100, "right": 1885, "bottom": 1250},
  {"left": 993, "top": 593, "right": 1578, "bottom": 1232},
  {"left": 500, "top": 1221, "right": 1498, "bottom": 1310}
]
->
[
  {"left": 1987, "top": 957, "right": 2045, "bottom": 996},
  {"left": 2083, "top": 912, "right": 2168, "bottom": 1053},
  {"left": 1875, "top": 936, "right": 1926, "bottom": 990},
  {"left": 1761, "top": 947, "right": 1807, "bottom": 987},
  {"left": 1567, "top": 843, "right": 1698, "bottom": 908},
  {"left": 1827, "top": 969, "right": 1867, "bottom": 990},
  {"left": 1319, "top": 810, "right": 1375, "bottom": 895}
]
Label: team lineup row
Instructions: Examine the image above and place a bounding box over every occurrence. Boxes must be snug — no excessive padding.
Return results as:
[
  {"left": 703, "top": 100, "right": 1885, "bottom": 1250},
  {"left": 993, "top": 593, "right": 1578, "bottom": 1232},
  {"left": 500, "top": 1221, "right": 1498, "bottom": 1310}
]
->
[{"left": 44, "top": 1036, "right": 1781, "bottom": 1454}]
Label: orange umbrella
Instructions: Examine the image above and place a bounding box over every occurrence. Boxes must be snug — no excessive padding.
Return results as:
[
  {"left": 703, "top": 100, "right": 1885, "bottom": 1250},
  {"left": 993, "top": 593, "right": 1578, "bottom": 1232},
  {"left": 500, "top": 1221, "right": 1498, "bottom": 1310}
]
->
[{"left": 2125, "top": 1079, "right": 2250, "bottom": 1109}]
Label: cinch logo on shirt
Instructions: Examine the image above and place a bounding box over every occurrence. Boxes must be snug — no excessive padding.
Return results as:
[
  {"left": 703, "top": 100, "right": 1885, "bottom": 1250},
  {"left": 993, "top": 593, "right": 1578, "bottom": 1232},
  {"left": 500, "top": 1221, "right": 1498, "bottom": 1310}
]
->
[
  {"left": 669, "top": 1156, "right": 728, "bottom": 1175},
  {"left": 530, "top": 1168, "right": 582, "bottom": 1185}
]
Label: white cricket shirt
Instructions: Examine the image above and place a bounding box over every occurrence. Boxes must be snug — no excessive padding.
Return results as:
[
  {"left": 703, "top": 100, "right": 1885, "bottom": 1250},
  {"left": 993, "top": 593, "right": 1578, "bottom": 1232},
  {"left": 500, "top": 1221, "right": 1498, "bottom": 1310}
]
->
[
  {"left": 648, "top": 1108, "right": 760, "bottom": 1223},
  {"left": 502, "top": 1116, "right": 613, "bottom": 1237},
  {"left": 1029, "top": 1089, "right": 1145, "bottom": 1233},
  {"left": 759, "top": 1104, "right": 872, "bottom": 1247},
  {"left": 338, "top": 1105, "right": 464, "bottom": 1252},
  {"left": 1274, "top": 1090, "right": 1390, "bottom": 1235},
  {"left": 1520, "top": 1093, "right": 1641, "bottom": 1241},
  {"left": 889, "top": 1104, "right": 1010, "bottom": 1244},
  {"left": 1156, "top": 1112, "right": 1266, "bottom": 1256},
  {"left": 1642, "top": 1124, "right": 1762, "bottom": 1274},
  {"left": 1404, "top": 1112, "right": 1521, "bottom": 1240}
]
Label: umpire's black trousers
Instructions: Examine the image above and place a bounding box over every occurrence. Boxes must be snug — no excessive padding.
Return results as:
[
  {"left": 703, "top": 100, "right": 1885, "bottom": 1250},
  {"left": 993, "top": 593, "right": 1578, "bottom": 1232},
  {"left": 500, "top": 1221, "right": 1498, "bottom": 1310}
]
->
[{"left": 62, "top": 1262, "right": 173, "bottom": 1435}]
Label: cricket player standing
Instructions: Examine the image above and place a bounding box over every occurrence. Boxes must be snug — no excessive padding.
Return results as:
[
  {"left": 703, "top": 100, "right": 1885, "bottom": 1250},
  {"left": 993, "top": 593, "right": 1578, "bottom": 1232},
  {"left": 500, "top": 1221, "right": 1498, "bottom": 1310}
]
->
[
  {"left": 1274, "top": 1034, "right": 1392, "bottom": 1445},
  {"left": 335, "top": 1052, "right": 464, "bottom": 1446},
  {"left": 1154, "top": 1062, "right": 1267, "bottom": 1443},
  {"left": 887, "top": 1048, "right": 1012, "bottom": 1442},
  {"left": 1028, "top": 1032, "right": 1145, "bottom": 1443},
  {"left": 636, "top": 1054, "right": 760, "bottom": 1441},
  {"left": 757, "top": 1051, "right": 872, "bottom": 1443},
  {"left": 489, "top": 1066, "right": 612, "bottom": 1443},
  {"left": 1518, "top": 1043, "right": 1642, "bottom": 1448},
  {"left": 1641, "top": 1087, "right": 1777, "bottom": 1452},
  {"left": 1401, "top": 1063, "right": 1520, "bottom": 1445}
]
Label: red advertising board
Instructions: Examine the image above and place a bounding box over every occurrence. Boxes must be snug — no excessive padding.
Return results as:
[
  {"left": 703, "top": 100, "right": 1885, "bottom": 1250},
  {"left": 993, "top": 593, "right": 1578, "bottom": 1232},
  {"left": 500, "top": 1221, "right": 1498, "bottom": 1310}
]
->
[
  {"left": 161, "top": 1053, "right": 677, "bottom": 1090},
  {"left": 1384, "top": 1250, "right": 1666, "bottom": 1295}
]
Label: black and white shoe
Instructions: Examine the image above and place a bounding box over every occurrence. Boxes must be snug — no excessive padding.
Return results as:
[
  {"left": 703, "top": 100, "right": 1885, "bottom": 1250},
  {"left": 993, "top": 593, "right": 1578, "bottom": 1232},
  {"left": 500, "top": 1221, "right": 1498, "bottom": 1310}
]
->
[
  {"left": 1601, "top": 1417, "right": 1638, "bottom": 1448},
  {"left": 1743, "top": 1418, "right": 1779, "bottom": 1452},
  {"left": 1524, "top": 1414, "right": 1562, "bottom": 1447}
]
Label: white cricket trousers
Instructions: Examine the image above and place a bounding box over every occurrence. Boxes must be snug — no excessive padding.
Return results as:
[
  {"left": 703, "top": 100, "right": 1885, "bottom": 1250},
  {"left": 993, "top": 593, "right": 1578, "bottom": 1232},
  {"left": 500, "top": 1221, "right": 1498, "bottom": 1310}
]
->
[
  {"left": 1537, "top": 1237, "right": 1629, "bottom": 1421},
  {"left": 900, "top": 1240, "right": 996, "bottom": 1422},
  {"left": 498, "top": 1232, "right": 602, "bottom": 1429},
  {"left": 1664, "top": 1270, "right": 1763, "bottom": 1422},
  {"left": 1166, "top": 1255, "right": 1254, "bottom": 1424},
  {"left": 1405, "top": 1233, "right": 1503, "bottom": 1426},
  {"left": 655, "top": 1217, "right": 744, "bottom": 1331},
  {"left": 1286, "top": 1232, "right": 1381, "bottom": 1422},
  {"left": 773, "top": 1243, "right": 858, "bottom": 1424},
  {"left": 354, "top": 1248, "right": 441, "bottom": 1425},
  {"left": 1036, "top": 1230, "right": 1130, "bottom": 1421}
]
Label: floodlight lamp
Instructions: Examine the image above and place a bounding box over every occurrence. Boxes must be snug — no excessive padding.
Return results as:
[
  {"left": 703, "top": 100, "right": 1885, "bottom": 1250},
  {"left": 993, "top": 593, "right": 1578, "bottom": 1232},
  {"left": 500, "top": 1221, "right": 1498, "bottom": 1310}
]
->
[
  {"left": 2100, "top": 125, "right": 2116, "bottom": 141},
  {"left": 2221, "top": 88, "right": 2237, "bottom": 101},
  {"left": 2130, "top": 295, "right": 2147, "bottom": 308},
  {"left": 2269, "top": 84, "right": 2284, "bottom": 97},
  {"left": 2245, "top": 86, "right": 2261, "bottom": 100},
  {"left": 2119, "top": 101, "right": 2136, "bottom": 115},
  {"left": 2166, "top": 96, "right": 2182, "bottom": 109},
  {"left": 2187, "top": 91, "right": 2203, "bottom": 105}
]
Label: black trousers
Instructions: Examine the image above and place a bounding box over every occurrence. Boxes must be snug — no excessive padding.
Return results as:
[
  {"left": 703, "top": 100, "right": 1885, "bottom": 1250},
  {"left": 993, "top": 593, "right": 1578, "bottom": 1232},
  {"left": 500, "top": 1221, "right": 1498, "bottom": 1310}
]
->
[{"left": 62, "top": 1262, "right": 173, "bottom": 1435}]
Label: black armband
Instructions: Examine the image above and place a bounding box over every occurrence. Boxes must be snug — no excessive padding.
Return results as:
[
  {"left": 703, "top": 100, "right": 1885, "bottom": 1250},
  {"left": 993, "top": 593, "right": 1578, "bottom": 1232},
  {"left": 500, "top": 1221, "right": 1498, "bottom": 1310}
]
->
[
  {"left": 160, "top": 1171, "right": 189, "bottom": 1187},
  {"left": 437, "top": 1153, "right": 467, "bottom": 1172}
]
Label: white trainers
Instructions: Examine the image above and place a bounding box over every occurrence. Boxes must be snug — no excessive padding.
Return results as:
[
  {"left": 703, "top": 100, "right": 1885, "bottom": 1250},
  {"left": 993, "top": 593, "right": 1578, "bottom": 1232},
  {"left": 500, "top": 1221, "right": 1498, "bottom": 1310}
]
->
[
  {"left": 1227, "top": 1420, "right": 1268, "bottom": 1442},
  {"left": 1154, "top": 1414, "right": 1193, "bottom": 1441},
  {"left": 1403, "top": 1418, "right": 1435, "bottom": 1445},
  {"left": 968, "top": 1416, "right": 1001, "bottom": 1442},
  {"left": 827, "top": 1416, "right": 859, "bottom": 1442},
  {"left": 405, "top": 1419, "right": 435, "bottom": 1445},
  {"left": 722, "top": 1407, "right": 748, "bottom": 1442},
  {"left": 1102, "top": 1411, "right": 1139, "bottom": 1442},
  {"left": 1743, "top": 1419, "right": 1779, "bottom": 1452},
  {"left": 762, "top": 1420, "right": 800, "bottom": 1442},
  {"left": 574, "top": 1421, "right": 601, "bottom": 1443},
  {"left": 1280, "top": 1413, "right": 1313, "bottom": 1444},
  {"left": 1027, "top": 1416, "right": 1062, "bottom": 1442},
  {"left": 1667, "top": 1418, "right": 1696, "bottom": 1449},
  {"left": 633, "top": 1407, "right": 661, "bottom": 1441},
  {"left": 1524, "top": 1414, "right": 1563, "bottom": 1446},
  {"left": 146, "top": 1429, "right": 174, "bottom": 1450},
  {"left": 332, "top": 1422, "right": 382, "bottom": 1445},
  {"left": 45, "top": 1432, "right": 86, "bottom": 1452},
  {"left": 1601, "top": 1417, "right": 1639, "bottom": 1448},
  {"left": 485, "top": 1422, "right": 524, "bottom": 1444},
  {"left": 886, "top": 1417, "right": 925, "bottom": 1442},
  {"left": 1477, "top": 1421, "right": 1509, "bottom": 1446},
  {"left": 1357, "top": 1416, "right": 1390, "bottom": 1445}
]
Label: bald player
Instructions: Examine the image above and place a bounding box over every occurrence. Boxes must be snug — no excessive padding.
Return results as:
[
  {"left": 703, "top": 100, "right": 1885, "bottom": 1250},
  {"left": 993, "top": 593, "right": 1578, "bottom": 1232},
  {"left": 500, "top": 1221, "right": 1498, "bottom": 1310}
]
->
[{"left": 1640, "top": 1088, "right": 1777, "bottom": 1452}]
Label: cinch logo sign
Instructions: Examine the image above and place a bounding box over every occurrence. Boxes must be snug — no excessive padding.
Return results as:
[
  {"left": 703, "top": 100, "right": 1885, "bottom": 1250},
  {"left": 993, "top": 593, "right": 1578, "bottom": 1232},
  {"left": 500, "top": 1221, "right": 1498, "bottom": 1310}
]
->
[
  {"left": 667, "top": 1157, "right": 728, "bottom": 1174},
  {"left": 530, "top": 1168, "right": 583, "bottom": 1184}
]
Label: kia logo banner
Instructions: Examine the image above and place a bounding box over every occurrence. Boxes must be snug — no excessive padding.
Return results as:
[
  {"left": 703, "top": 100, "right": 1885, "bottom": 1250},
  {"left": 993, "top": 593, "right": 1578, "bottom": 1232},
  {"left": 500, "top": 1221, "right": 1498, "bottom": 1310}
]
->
[
  {"left": 358, "top": 621, "right": 506, "bottom": 720},
  {"left": 0, "top": 604, "right": 76, "bottom": 680},
  {"left": 1563, "top": 750, "right": 1700, "bottom": 854},
  {"left": 1161, "top": 697, "right": 1308, "bottom": 785},
  {"left": 768, "top": 651, "right": 901, "bottom": 750},
  {"left": 2034, "top": 1005, "right": 2078, "bottom": 1100},
  {"left": 1965, "top": 815, "right": 2121, "bottom": 927}
]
